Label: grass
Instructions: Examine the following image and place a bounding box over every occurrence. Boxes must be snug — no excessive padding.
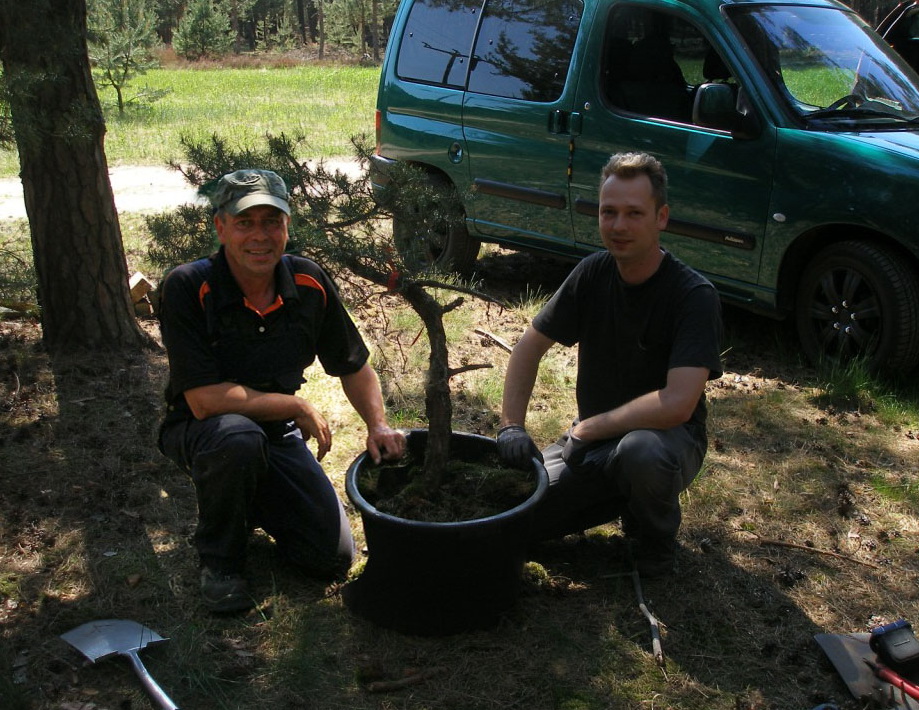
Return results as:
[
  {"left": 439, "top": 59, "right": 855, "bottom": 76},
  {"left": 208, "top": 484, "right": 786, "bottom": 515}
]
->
[
  {"left": 0, "top": 63, "right": 379, "bottom": 177},
  {"left": 783, "top": 66, "right": 853, "bottom": 107}
]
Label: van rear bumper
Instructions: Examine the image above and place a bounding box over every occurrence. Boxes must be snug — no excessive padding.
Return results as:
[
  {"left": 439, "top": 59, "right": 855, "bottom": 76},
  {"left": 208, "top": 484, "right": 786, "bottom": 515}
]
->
[{"left": 369, "top": 154, "right": 397, "bottom": 198}]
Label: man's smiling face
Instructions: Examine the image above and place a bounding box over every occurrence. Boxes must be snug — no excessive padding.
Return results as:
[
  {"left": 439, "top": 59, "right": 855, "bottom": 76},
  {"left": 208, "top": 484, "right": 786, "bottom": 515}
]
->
[
  {"left": 214, "top": 204, "right": 290, "bottom": 282},
  {"left": 598, "top": 173, "right": 668, "bottom": 268}
]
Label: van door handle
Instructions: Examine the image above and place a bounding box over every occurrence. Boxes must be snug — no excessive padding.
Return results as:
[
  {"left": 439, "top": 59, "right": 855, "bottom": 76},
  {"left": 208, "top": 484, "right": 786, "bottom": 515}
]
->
[
  {"left": 548, "top": 110, "right": 582, "bottom": 136},
  {"left": 548, "top": 109, "right": 568, "bottom": 134},
  {"left": 569, "top": 112, "right": 582, "bottom": 136}
]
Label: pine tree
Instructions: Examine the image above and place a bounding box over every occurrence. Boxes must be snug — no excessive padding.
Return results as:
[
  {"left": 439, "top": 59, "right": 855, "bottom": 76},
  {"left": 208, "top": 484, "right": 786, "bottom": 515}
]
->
[
  {"left": 173, "top": 0, "right": 233, "bottom": 61},
  {"left": 0, "top": 0, "right": 151, "bottom": 354},
  {"left": 87, "top": 0, "right": 160, "bottom": 114}
]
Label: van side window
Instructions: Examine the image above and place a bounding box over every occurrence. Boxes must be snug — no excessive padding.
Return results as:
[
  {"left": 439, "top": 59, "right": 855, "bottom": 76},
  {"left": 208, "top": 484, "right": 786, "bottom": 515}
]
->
[
  {"left": 396, "top": 0, "right": 482, "bottom": 88},
  {"left": 602, "top": 6, "right": 736, "bottom": 124},
  {"left": 467, "top": 0, "right": 583, "bottom": 102}
]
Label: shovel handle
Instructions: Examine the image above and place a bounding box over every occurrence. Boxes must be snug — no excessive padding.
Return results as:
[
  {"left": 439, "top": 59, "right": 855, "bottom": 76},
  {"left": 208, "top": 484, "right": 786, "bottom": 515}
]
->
[{"left": 124, "top": 650, "right": 180, "bottom": 710}]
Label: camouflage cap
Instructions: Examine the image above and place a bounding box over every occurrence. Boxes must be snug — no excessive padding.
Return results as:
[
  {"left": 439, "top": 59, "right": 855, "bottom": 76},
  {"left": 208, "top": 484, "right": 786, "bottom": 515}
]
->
[{"left": 212, "top": 169, "right": 290, "bottom": 216}]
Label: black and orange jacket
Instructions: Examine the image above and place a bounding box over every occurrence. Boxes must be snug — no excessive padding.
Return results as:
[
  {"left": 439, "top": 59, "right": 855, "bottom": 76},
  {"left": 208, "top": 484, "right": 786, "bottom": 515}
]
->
[{"left": 158, "top": 247, "right": 369, "bottom": 422}]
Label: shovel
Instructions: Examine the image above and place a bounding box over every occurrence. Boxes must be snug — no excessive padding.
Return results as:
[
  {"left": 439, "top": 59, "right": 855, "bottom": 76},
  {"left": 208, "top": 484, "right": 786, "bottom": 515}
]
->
[{"left": 60, "top": 619, "right": 179, "bottom": 710}]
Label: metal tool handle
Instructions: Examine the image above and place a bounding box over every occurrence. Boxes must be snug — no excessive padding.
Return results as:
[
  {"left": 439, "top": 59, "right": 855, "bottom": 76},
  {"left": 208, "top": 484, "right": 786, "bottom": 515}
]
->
[{"left": 123, "top": 650, "right": 180, "bottom": 710}]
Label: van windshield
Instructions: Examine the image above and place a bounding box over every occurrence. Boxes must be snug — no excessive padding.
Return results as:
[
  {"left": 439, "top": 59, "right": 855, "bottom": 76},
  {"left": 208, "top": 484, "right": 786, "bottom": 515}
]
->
[{"left": 731, "top": 5, "right": 919, "bottom": 126}]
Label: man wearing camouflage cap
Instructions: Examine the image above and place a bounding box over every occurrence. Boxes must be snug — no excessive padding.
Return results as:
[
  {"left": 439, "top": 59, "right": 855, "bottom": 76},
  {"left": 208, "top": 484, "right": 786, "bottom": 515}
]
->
[{"left": 157, "top": 169, "right": 405, "bottom": 613}]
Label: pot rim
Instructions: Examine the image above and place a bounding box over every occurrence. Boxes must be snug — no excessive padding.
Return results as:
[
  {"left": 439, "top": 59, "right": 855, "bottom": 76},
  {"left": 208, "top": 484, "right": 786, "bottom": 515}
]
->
[{"left": 345, "top": 429, "right": 549, "bottom": 530}]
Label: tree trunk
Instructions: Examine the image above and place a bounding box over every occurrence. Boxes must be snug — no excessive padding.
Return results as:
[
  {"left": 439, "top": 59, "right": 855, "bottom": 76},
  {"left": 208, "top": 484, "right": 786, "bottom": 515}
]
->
[
  {"left": 0, "top": 0, "right": 150, "bottom": 355},
  {"left": 295, "top": 0, "right": 308, "bottom": 44},
  {"left": 230, "top": 0, "right": 242, "bottom": 54},
  {"left": 359, "top": 3, "right": 366, "bottom": 57},
  {"left": 401, "top": 283, "right": 452, "bottom": 492},
  {"left": 371, "top": 0, "right": 381, "bottom": 62},
  {"left": 303, "top": 0, "right": 319, "bottom": 43},
  {"left": 317, "top": 0, "right": 325, "bottom": 60}
]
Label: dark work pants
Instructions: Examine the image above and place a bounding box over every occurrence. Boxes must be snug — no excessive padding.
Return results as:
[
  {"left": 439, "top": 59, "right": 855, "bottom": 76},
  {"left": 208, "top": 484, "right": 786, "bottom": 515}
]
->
[
  {"left": 530, "top": 425, "right": 706, "bottom": 544},
  {"left": 159, "top": 413, "right": 355, "bottom": 577}
]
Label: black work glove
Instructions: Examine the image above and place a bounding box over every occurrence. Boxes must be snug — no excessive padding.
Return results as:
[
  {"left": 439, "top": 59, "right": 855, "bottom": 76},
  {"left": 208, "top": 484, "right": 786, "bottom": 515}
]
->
[
  {"left": 496, "top": 425, "right": 544, "bottom": 469},
  {"left": 561, "top": 427, "right": 590, "bottom": 468}
]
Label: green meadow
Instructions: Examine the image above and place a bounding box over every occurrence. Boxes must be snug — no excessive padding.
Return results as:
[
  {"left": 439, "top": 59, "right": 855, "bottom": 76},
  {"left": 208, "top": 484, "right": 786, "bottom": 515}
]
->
[{"left": 0, "top": 64, "right": 379, "bottom": 176}]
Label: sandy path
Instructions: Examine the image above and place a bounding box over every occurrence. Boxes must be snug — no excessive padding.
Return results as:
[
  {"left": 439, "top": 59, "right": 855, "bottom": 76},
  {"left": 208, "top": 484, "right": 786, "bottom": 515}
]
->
[
  {"left": 0, "top": 160, "right": 362, "bottom": 221},
  {"left": 0, "top": 165, "right": 200, "bottom": 220}
]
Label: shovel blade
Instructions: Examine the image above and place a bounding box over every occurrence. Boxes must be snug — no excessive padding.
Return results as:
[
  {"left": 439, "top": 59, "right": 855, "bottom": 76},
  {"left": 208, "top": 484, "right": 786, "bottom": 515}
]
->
[{"left": 61, "top": 619, "right": 168, "bottom": 663}]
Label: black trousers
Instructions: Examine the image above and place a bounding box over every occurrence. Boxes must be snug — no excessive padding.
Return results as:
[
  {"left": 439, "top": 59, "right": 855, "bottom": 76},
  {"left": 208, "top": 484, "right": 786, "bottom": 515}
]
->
[
  {"left": 159, "top": 413, "right": 354, "bottom": 576},
  {"left": 530, "top": 425, "right": 706, "bottom": 544}
]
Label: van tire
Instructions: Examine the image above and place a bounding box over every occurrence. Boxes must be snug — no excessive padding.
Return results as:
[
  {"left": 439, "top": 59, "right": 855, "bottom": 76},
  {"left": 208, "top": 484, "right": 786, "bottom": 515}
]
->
[
  {"left": 392, "top": 176, "right": 480, "bottom": 274},
  {"left": 795, "top": 240, "right": 919, "bottom": 371}
]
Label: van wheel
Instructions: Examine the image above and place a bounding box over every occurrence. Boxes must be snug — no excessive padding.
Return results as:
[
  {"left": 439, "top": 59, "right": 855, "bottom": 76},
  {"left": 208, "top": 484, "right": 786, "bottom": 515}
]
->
[
  {"left": 392, "top": 177, "right": 480, "bottom": 274},
  {"left": 795, "top": 240, "right": 919, "bottom": 371}
]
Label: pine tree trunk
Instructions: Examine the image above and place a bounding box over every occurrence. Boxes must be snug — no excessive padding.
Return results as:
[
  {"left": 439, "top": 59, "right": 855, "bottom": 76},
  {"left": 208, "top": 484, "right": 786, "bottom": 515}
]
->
[
  {"left": 371, "top": 0, "right": 381, "bottom": 62},
  {"left": 230, "top": 0, "right": 242, "bottom": 53},
  {"left": 304, "top": 0, "right": 319, "bottom": 43},
  {"left": 295, "top": 0, "right": 308, "bottom": 44},
  {"left": 0, "top": 0, "right": 150, "bottom": 355},
  {"left": 401, "top": 283, "right": 452, "bottom": 492},
  {"left": 318, "top": 0, "right": 325, "bottom": 60}
]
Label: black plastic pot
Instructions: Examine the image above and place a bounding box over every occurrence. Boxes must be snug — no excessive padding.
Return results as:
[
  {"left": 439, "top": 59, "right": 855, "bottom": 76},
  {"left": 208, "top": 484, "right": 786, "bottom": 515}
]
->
[{"left": 343, "top": 429, "right": 549, "bottom": 636}]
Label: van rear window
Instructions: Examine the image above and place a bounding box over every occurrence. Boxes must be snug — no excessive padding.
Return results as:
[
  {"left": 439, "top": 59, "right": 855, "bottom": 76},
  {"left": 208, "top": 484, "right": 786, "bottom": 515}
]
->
[
  {"left": 395, "top": 0, "right": 582, "bottom": 100},
  {"left": 396, "top": 0, "right": 482, "bottom": 88}
]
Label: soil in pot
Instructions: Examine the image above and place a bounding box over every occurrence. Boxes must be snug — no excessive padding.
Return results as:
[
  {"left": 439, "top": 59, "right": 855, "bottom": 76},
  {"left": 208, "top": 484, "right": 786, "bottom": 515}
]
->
[{"left": 356, "top": 449, "right": 537, "bottom": 523}]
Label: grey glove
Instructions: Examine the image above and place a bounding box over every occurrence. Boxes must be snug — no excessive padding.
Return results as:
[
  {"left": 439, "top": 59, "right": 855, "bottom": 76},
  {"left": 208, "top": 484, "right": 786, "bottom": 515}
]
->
[
  {"left": 561, "top": 427, "right": 590, "bottom": 468},
  {"left": 496, "top": 424, "right": 544, "bottom": 469}
]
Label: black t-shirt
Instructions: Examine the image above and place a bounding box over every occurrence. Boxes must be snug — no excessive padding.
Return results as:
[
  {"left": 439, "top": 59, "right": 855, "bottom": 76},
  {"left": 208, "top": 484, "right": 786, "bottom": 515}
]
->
[
  {"left": 533, "top": 250, "right": 723, "bottom": 428},
  {"left": 158, "top": 248, "right": 369, "bottom": 420}
]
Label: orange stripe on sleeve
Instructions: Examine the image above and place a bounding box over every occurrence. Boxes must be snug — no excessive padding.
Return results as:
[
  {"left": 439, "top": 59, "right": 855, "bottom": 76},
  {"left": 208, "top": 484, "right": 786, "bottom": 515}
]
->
[
  {"left": 294, "top": 273, "right": 327, "bottom": 307},
  {"left": 198, "top": 281, "right": 211, "bottom": 309}
]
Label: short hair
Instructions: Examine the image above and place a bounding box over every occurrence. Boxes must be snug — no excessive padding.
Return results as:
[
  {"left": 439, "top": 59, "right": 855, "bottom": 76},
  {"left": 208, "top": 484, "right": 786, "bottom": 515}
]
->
[{"left": 600, "top": 152, "right": 668, "bottom": 208}]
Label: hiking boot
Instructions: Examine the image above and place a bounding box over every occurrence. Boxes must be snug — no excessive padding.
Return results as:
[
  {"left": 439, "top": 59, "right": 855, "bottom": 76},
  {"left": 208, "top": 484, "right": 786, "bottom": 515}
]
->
[
  {"left": 627, "top": 537, "right": 677, "bottom": 580},
  {"left": 200, "top": 567, "right": 253, "bottom": 614}
]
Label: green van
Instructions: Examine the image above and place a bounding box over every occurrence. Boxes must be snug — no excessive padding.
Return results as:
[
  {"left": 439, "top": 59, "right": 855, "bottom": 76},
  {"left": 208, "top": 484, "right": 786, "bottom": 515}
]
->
[{"left": 370, "top": 0, "right": 919, "bottom": 372}]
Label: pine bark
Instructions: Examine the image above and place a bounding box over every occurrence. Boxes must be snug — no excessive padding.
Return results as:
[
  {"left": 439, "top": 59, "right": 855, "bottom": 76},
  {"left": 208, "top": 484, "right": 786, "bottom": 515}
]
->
[
  {"left": 0, "top": 0, "right": 150, "bottom": 354},
  {"left": 401, "top": 283, "right": 452, "bottom": 491}
]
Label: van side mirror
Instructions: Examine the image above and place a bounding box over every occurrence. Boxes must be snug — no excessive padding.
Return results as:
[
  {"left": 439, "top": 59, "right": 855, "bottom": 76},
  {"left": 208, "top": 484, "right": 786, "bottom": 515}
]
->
[
  {"left": 693, "top": 83, "right": 738, "bottom": 130},
  {"left": 693, "top": 83, "right": 761, "bottom": 139}
]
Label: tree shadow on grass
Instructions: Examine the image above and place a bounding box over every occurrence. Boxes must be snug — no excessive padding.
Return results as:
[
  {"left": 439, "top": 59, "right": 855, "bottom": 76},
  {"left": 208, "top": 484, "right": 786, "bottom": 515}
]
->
[
  {"left": 524, "top": 527, "right": 876, "bottom": 709},
  {"left": 0, "top": 322, "right": 405, "bottom": 710},
  {"left": 0, "top": 324, "right": 204, "bottom": 708}
]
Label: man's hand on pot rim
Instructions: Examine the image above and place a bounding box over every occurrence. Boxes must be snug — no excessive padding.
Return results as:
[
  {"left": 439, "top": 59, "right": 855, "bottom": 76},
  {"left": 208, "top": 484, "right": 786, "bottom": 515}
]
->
[
  {"left": 367, "top": 425, "right": 406, "bottom": 464},
  {"left": 497, "top": 424, "right": 543, "bottom": 469}
]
